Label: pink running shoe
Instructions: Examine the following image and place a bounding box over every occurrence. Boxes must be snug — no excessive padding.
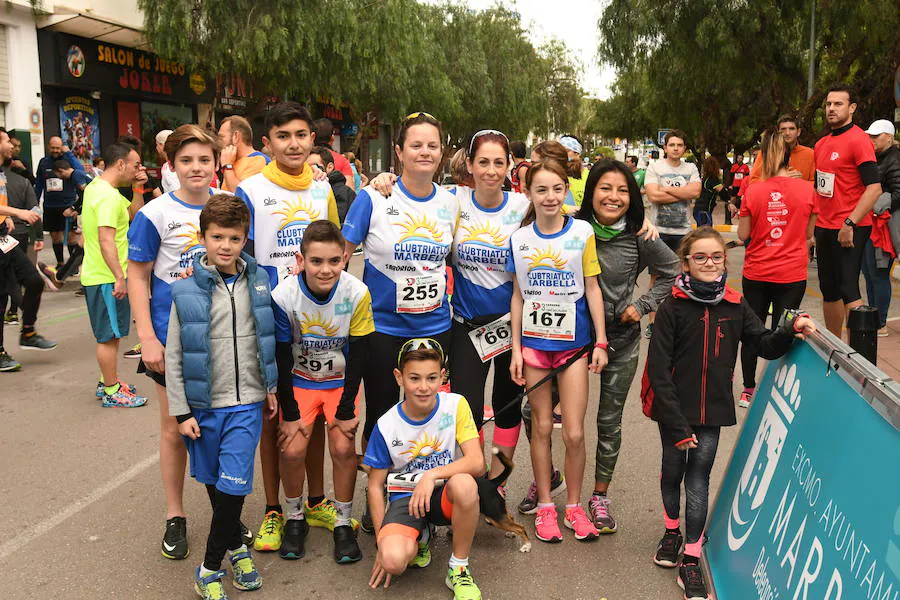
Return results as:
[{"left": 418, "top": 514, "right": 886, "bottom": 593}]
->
[
  {"left": 564, "top": 505, "right": 599, "bottom": 541},
  {"left": 534, "top": 505, "right": 562, "bottom": 543}
]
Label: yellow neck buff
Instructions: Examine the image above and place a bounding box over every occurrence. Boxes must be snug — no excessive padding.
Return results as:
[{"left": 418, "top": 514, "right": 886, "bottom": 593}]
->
[{"left": 262, "top": 161, "right": 312, "bottom": 191}]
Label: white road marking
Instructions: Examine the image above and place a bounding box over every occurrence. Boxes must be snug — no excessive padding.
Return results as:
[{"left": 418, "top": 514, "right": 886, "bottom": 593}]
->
[{"left": 0, "top": 453, "right": 159, "bottom": 560}]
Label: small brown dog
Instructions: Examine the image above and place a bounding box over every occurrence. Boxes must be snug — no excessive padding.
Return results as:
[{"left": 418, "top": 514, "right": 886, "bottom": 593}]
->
[{"left": 357, "top": 448, "right": 531, "bottom": 551}]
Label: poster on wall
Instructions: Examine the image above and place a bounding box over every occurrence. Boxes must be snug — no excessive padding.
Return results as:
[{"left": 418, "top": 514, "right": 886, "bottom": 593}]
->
[
  {"left": 58, "top": 95, "right": 100, "bottom": 165},
  {"left": 117, "top": 101, "right": 141, "bottom": 140},
  {"left": 140, "top": 102, "right": 193, "bottom": 167}
]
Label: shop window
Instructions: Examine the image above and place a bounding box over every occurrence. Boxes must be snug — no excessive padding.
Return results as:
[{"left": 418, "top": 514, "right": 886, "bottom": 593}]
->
[{"left": 140, "top": 102, "right": 194, "bottom": 167}]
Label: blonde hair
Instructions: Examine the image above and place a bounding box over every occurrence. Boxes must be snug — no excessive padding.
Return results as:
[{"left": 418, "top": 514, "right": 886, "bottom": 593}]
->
[
  {"left": 163, "top": 124, "right": 221, "bottom": 163},
  {"left": 758, "top": 129, "right": 790, "bottom": 181}
]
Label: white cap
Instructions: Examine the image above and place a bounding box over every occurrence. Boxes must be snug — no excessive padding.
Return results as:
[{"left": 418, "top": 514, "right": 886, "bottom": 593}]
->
[
  {"left": 155, "top": 129, "right": 174, "bottom": 145},
  {"left": 864, "top": 119, "right": 895, "bottom": 137}
]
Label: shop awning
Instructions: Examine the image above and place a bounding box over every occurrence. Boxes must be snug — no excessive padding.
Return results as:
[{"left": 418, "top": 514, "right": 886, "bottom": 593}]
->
[{"left": 37, "top": 13, "right": 150, "bottom": 51}]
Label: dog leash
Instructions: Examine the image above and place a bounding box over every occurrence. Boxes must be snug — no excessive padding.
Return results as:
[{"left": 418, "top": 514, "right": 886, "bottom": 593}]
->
[{"left": 482, "top": 342, "right": 595, "bottom": 426}]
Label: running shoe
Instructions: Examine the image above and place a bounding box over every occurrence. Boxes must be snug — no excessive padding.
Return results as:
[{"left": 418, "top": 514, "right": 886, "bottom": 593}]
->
[
  {"left": 37, "top": 263, "right": 61, "bottom": 292},
  {"left": 304, "top": 499, "right": 360, "bottom": 531},
  {"left": 360, "top": 507, "right": 374, "bottom": 535},
  {"left": 408, "top": 524, "right": 434, "bottom": 568},
  {"left": 123, "top": 342, "right": 142, "bottom": 359},
  {"left": 279, "top": 518, "right": 309, "bottom": 560},
  {"left": 95, "top": 380, "right": 138, "bottom": 398},
  {"left": 878, "top": 327, "right": 889, "bottom": 337},
  {"left": 352, "top": 247, "right": 363, "bottom": 256},
  {"left": 74, "top": 286, "right": 85, "bottom": 297},
  {"left": 19, "top": 332, "right": 57, "bottom": 351},
  {"left": 564, "top": 505, "right": 599, "bottom": 541},
  {"left": 552, "top": 411, "right": 562, "bottom": 429},
  {"left": 162, "top": 516, "right": 189, "bottom": 560},
  {"left": 653, "top": 529, "right": 683, "bottom": 568},
  {"left": 240, "top": 521, "right": 254, "bottom": 547},
  {"left": 4, "top": 312, "right": 18, "bottom": 326},
  {"left": 445, "top": 566, "right": 482, "bottom": 600},
  {"left": 229, "top": 548, "right": 262, "bottom": 591},
  {"left": 254, "top": 510, "right": 284, "bottom": 551},
  {"left": 518, "top": 469, "right": 566, "bottom": 515},
  {"left": 534, "top": 505, "right": 562, "bottom": 543},
  {"left": 644, "top": 323, "right": 654, "bottom": 339},
  {"left": 588, "top": 494, "right": 617, "bottom": 533},
  {"left": 0, "top": 351, "right": 21, "bottom": 372},
  {"left": 333, "top": 524, "right": 362, "bottom": 564},
  {"left": 194, "top": 568, "right": 228, "bottom": 600},
  {"left": 678, "top": 559, "right": 710, "bottom": 599},
  {"left": 738, "top": 389, "right": 753, "bottom": 409},
  {"left": 102, "top": 386, "right": 148, "bottom": 408}
]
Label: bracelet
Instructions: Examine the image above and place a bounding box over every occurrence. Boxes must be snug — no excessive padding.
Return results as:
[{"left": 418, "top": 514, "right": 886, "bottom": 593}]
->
[{"left": 594, "top": 342, "right": 608, "bottom": 350}]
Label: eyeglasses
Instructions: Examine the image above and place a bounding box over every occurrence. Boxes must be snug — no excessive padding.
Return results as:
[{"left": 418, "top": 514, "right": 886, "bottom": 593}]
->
[
  {"left": 688, "top": 253, "right": 726, "bottom": 265},
  {"left": 468, "top": 129, "right": 509, "bottom": 155},
  {"left": 397, "top": 337, "right": 445, "bottom": 367},
  {"left": 403, "top": 112, "right": 437, "bottom": 122}
]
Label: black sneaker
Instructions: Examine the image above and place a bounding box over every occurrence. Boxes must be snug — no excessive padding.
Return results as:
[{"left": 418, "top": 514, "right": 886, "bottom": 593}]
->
[
  {"left": 240, "top": 520, "right": 254, "bottom": 547},
  {"left": 162, "top": 516, "right": 189, "bottom": 560},
  {"left": 360, "top": 508, "right": 374, "bottom": 535},
  {"left": 279, "top": 518, "right": 309, "bottom": 559},
  {"left": 0, "top": 351, "right": 21, "bottom": 372},
  {"left": 678, "top": 560, "right": 710, "bottom": 599},
  {"left": 653, "top": 529, "right": 683, "bottom": 568},
  {"left": 333, "top": 524, "right": 362, "bottom": 564},
  {"left": 123, "top": 343, "right": 142, "bottom": 359},
  {"left": 19, "top": 333, "right": 57, "bottom": 351}
]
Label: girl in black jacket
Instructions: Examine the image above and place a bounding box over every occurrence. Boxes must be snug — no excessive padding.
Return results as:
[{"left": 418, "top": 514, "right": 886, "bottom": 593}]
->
[{"left": 642, "top": 226, "right": 814, "bottom": 600}]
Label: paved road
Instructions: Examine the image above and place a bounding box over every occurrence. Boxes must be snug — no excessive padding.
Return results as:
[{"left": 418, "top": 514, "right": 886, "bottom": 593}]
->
[{"left": 0, "top": 234, "right": 892, "bottom": 599}]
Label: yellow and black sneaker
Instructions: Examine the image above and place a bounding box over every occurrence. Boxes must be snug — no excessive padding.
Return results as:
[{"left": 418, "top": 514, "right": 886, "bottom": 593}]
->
[{"left": 161, "top": 516, "right": 188, "bottom": 560}]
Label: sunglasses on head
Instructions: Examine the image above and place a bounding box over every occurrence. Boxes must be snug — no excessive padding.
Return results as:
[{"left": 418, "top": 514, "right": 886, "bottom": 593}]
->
[
  {"left": 403, "top": 112, "right": 437, "bottom": 123},
  {"left": 468, "top": 129, "right": 509, "bottom": 155},
  {"left": 397, "top": 337, "right": 445, "bottom": 368}
]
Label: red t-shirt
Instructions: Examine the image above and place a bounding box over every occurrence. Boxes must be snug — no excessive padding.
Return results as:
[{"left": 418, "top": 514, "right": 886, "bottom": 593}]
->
[
  {"left": 330, "top": 151, "right": 355, "bottom": 186},
  {"left": 730, "top": 163, "right": 749, "bottom": 193},
  {"left": 813, "top": 124, "right": 876, "bottom": 229},
  {"left": 739, "top": 176, "right": 816, "bottom": 283}
]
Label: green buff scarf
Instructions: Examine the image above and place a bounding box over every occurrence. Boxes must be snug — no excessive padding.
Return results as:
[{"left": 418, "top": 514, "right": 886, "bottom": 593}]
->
[{"left": 591, "top": 214, "right": 626, "bottom": 240}]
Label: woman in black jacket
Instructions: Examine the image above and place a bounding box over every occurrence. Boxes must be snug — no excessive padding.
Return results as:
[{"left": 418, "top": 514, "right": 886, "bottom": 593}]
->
[{"left": 642, "top": 226, "right": 814, "bottom": 600}]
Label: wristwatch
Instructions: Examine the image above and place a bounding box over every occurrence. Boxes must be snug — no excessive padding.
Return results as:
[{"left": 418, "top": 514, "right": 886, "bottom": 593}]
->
[
  {"left": 222, "top": 164, "right": 234, "bottom": 171},
  {"left": 843, "top": 217, "right": 855, "bottom": 228}
]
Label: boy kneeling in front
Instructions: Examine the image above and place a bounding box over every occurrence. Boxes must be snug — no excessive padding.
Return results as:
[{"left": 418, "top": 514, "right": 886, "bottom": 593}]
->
[{"left": 363, "top": 339, "right": 484, "bottom": 600}]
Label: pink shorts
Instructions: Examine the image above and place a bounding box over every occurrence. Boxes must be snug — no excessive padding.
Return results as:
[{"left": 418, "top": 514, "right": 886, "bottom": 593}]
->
[{"left": 522, "top": 346, "right": 584, "bottom": 370}]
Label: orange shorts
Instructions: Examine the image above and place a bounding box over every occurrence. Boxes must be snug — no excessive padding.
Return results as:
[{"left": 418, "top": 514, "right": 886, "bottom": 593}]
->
[{"left": 293, "top": 387, "right": 359, "bottom": 425}]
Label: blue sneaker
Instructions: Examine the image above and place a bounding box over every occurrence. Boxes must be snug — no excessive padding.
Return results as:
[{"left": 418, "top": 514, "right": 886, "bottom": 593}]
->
[
  {"left": 229, "top": 548, "right": 262, "bottom": 591},
  {"left": 101, "top": 386, "right": 148, "bottom": 408},
  {"left": 95, "top": 380, "right": 138, "bottom": 399},
  {"left": 194, "top": 568, "right": 229, "bottom": 600}
]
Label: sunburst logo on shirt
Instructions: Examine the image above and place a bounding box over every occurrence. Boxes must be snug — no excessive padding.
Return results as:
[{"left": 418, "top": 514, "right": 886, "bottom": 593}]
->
[
  {"left": 299, "top": 312, "right": 340, "bottom": 338},
  {"left": 402, "top": 433, "right": 443, "bottom": 459},
  {"left": 274, "top": 197, "right": 320, "bottom": 231},
  {"left": 395, "top": 214, "right": 444, "bottom": 244},
  {"left": 459, "top": 223, "right": 506, "bottom": 248},
  {"left": 176, "top": 223, "right": 204, "bottom": 255},
  {"left": 526, "top": 247, "right": 567, "bottom": 272}
]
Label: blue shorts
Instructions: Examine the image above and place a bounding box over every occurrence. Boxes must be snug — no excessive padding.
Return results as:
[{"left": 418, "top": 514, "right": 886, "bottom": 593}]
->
[
  {"left": 184, "top": 403, "right": 263, "bottom": 496},
  {"left": 84, "top": 283, "right": 131, "bottom": 343}
]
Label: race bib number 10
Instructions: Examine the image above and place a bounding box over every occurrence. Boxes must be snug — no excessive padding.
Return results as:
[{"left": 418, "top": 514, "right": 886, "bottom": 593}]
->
[
  {"left": 523, "top": 300, "right": 576, "bottom": 341},
  {"left": 815, "top": 170, "right": 835, "bottom": 198},
  {"left": 396, "top": 273, "right": 445, "bottom": 314}
]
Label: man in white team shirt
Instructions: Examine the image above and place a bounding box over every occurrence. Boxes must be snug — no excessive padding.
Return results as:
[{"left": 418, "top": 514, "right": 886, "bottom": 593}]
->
[
  {"left": 127, "top": 124, "right": 237, "bottom": 560},
  {"left": 643, "top": 129, "right": 701, "bottom": 337},
  {"left": 235, "top": 101, "right": 340, "bottom": 553}
]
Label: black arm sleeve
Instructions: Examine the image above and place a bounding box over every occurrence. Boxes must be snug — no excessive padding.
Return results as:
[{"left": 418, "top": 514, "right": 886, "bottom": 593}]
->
[
  {"left": 858, "top": 161, "right": 880, "bottom": 187},
  {"left": 276, "top": 341, "right": 300, "bottom": 422},
  {"left": 175, "top": 412, "right": 195, "bottom": 424},
  {"left": 335, "top": 334, "right": 370, "bottom": 421}
]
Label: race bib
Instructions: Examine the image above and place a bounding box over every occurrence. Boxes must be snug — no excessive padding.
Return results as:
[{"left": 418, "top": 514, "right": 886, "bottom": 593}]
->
[
  {"left": 386, "top": 472, "right": 445, "bottom": 495},
  {"left": 46, "top": 178, "right": 64, "bottom": 192},
  {"left": 467, "top": 314, "right": 512, "bottom": 362},
  {"left": 816, "top": 170, "right": 835, "bottom": 198},
  {"left": 523, "top": 300, "right": 576, "bottom": 341},
  {"left": 662, "top": 175, "right": 689, "bottom": 188},
  {"left": 733, "top": 173, "right": 744, "bottom": 181},
  {"left": 395, "top": 273, "right": 445, "bottom": 314},
  {"left": 292, "top": 347, "right": 345, "bottom": 382},
  {"left": 0, "top": 235, "right": 19, "bottom": 254}
]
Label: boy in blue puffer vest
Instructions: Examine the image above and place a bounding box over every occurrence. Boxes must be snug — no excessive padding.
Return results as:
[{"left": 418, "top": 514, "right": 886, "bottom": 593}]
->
[{"left": 165, "top": 194, "right": 279, "bottom": 600}]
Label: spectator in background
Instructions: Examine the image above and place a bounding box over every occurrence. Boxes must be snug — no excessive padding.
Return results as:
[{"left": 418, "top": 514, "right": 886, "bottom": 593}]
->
[
  {"left": 862, "top": 119, "right": 900, "bottom": 336},
  {"left": 309, "top": 146, "right": 356, "bottom": 223},
  {"left": 510, "top": 140, "right": 530, "bottom": 193},
  {"left": 35, "top": 136, "right": 84, "bottom": 271},
  {"left": 696, "top": 156, "right": 724, "bottom": 226},
  {"left": 344, "top": 151, "right": 368, "bottom": 191},
  {"left": 727, "top": 154, "right": 749, "bottom": 224},
  {"left": 449, "top": 147, "right": 474, "bottom": 187},
  {"left": 91, "top": 156, "right": 105, "bottom": 178},
  {"left": 626, "top": 155, "right": 645, "bottom": 189},
  {"left": 154, "top": 130, "right": 179, "bottom": 196},
  {"left": 559, "top": 134, "right": 588, "bottom": 207},
  {"left": 311, "top": 118, "right": 355, "bottom": 190},
  {"left": 217, "top": 115, "right": 270, "bottom": 192},
  {"left": 8, "top": 137, "right": 34, "bottom": 184}
]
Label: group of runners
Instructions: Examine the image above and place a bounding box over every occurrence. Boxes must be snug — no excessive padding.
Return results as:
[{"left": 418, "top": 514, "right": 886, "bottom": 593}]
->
[{"left": 11, "top": 78, "right": 894, "bottom": 600}]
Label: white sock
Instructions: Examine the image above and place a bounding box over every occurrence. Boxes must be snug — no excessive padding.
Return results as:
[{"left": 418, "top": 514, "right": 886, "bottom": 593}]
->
[
  {"left": 285, "top": 495, "right": 305, "bottom": 521},
  {"left": 228, "top": 544, "right": 248, "bottom": 557},
  {"left": 448, "top": 554, "right": 469, "bottom": 570},
  {"left": 199, "top": 564, "right": 216, "bottom": 577},
  {"left": 334, "top": 500, "right": 352, "bottom": 527}
]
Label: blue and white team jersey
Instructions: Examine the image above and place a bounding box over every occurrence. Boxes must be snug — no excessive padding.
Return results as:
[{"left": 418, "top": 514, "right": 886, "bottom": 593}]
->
[
  {"left": 507, "top": 217, "right": 601, "bottom": 351},
  {"left": 342, "top": 180, "right": 458, "bottom": 337},
  {"left": 271, "top": 271, "right": 375, "bottom": 390},
  {"left": 235, "top": 172, "right": 338, "bottom": 289},
  {"left": 451, "top": 187, "right": 529, "bottom": 320},
  {"left": 362, "top": 392, "right": 479, "bottom": 501},
  {"left": 127, "top": 190, "right": 219, "bottom": 344}
]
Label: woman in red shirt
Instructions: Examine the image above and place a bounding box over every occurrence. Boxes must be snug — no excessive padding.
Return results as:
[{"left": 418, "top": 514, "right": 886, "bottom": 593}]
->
[{"left": 736, "top": 130, "right": 816, "bottom": 407}]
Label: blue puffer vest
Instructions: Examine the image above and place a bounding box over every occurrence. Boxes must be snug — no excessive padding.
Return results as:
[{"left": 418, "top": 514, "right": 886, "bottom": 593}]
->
[{"left": 170, "top": 252, "right": 278, "bottom": 409}]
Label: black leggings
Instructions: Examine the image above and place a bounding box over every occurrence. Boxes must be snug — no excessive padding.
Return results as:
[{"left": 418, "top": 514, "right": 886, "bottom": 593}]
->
[
  {"left": 449, "top": 319, "right": 522, "bottom": 431},
  {"left": 204, "top": 484, "right": 246, "bottom": 571},
  {"left": 362, "top": 328, "right": 452, "bottom": 441},
  {"left": 740, "top": 278, "right": 806, "bottom": 388},
  {"left": 0, "top": 246, "right": 44, "bottom": 349},
  {"left": 659, "top": 424, "right": 720, "bottom": 545}
]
